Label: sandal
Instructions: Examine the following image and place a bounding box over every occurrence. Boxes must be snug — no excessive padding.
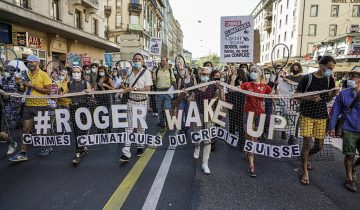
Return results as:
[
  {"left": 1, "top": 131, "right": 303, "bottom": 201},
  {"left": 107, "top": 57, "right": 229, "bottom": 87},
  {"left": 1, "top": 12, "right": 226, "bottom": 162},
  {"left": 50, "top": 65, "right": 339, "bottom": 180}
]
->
[
  {"left": 300, "top": 177, "right": 310, "bottom": 185},
  {"left": 307, "top": 162, "right": 312, "bottom": 171}
]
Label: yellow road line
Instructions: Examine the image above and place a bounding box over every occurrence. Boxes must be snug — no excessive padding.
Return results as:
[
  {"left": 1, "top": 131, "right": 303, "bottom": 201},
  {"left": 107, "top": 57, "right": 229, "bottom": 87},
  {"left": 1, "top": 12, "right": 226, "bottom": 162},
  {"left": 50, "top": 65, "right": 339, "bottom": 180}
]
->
[
  {"left": 103, "top": 132, "right": 165, "bottom": 210},
  {"left": 103, "top": 148, "right": 155, "bottom": 210}
]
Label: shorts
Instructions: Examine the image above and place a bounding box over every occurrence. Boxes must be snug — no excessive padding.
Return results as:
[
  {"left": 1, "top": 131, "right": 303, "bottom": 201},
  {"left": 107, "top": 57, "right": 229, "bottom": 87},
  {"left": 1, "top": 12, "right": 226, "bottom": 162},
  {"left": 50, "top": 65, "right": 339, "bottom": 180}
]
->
[
  {"left": 299, "top": 115, "right": 327, "bottom": 140},
  {"left": 343, "top": 130, "right": 360, "bottom": 156},
  {"left": 23, "top": 106, "right": 48, "bottom": 121}
]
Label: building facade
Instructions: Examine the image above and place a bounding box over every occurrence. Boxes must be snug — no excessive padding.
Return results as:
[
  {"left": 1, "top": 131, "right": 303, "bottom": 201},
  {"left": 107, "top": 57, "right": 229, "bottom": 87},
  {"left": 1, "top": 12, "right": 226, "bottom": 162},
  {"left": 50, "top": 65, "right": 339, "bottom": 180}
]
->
[
  {"left": 251, "top": 0, "right": 360, "bottom": 72},
  {"left": 107, "top": 0, "right": 183, "bottom": 63},
  {"left": 0, "top": 0, "right": 119, "bottom": 69}
]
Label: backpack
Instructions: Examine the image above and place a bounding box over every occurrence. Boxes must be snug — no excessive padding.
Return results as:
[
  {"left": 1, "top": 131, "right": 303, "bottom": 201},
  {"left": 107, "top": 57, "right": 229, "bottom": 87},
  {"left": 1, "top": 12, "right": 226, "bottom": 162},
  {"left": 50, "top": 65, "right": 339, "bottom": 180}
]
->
[{"left": 304, "top": 73, "right": 330, "bottom": 92}]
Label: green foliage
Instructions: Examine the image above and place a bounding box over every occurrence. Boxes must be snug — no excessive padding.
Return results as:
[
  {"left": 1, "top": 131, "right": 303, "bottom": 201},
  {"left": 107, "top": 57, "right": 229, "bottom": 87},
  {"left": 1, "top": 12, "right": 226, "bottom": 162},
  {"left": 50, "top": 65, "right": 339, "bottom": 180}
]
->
[{"left": 195, "top": 53, "right": 220, "bottom": 68}]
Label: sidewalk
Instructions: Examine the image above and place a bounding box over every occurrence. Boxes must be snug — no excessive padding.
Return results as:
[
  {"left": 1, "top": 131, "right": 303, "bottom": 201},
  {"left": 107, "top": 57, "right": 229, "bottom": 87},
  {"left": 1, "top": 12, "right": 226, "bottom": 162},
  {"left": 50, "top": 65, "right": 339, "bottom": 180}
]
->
[{"left": 191, "top": 140, "right": 360, "bottom": 210}]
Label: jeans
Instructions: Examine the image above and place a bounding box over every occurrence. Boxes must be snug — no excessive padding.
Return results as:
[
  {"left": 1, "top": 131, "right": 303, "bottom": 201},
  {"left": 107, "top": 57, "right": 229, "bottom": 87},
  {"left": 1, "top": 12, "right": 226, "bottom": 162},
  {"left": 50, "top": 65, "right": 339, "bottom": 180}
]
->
[
  {"left": 155, "top": 94, "right": 172, "bottom": 127},
  {"left": 178, "top": 100, "right": 189, "bottom": 130}
]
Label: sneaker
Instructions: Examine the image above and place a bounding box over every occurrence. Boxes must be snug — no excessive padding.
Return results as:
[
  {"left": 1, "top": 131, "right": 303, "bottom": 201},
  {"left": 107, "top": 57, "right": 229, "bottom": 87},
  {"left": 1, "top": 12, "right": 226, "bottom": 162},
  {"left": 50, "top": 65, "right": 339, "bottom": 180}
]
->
[
  {"left": 345, "top": 180, "right": 357, "bottom": 192},
  {"left": 38, "top": 146, "right": 53, "bottom": 157},
  {"left": 202, "top": 163, "right": 210, "bottom": 174},
  {"left": 119, "top": 155, "right": 130, "bottom": 162},
  {"left": 194, "top": 147, "right": 200, "bottom": 159},
  {"left": 137, "top": 148, "right": 145, "bottom": 157},
  {"left": 7, "top": 141, "right": 17, "bottom": 155},
  {"left": 72, "top": 153, "right": 81, "bottom": 165},
  {"left": 9, "top": 152, "right": 28, "bottom": 162},
  {"left": 248, "top": 166, "right": 257, "bottom": 177}
]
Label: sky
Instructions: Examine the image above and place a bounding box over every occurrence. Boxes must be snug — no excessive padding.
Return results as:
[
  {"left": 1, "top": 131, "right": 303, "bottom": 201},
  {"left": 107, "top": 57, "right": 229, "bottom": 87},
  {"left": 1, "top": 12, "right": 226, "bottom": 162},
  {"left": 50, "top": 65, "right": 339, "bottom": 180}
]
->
[{"left": 169, "top": 0, "right": 260, "bottom": 59}]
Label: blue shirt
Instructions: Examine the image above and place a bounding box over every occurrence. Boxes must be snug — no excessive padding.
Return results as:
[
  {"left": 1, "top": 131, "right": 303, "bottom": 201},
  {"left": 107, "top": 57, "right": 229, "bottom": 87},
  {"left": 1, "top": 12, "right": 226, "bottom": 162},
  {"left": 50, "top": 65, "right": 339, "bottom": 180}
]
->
[{"left": 329, "top": 88, "right": 360, "bottom": 132}]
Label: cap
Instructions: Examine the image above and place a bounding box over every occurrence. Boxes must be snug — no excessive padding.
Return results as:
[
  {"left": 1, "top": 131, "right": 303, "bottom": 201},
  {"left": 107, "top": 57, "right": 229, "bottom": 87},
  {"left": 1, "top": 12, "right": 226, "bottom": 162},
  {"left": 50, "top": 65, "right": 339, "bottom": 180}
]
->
[{"left": 26, "top": 55, "right": 40, "bottom": 62}]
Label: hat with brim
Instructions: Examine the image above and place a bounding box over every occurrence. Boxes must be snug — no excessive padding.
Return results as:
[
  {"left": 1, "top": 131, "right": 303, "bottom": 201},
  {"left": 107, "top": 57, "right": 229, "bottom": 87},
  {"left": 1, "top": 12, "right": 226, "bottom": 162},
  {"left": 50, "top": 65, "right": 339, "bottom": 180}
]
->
[{"left": 26, "top": 55, "right": 40, "bottom": 62}]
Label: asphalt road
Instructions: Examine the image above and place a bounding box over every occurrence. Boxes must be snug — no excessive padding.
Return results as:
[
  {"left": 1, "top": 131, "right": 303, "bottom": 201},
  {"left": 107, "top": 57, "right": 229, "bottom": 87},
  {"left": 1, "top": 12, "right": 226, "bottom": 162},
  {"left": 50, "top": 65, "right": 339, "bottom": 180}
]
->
[{"left": 0, "top": 114, "right": 360, "bottom": 210}]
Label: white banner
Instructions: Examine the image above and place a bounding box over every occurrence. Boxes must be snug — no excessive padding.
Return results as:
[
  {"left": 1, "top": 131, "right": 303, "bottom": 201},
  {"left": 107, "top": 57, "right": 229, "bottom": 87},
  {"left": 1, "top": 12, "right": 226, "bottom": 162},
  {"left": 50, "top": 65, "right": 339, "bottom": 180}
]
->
[
  {"left": 149, "top": 37, "right": 162, "bottom": 56},
  {"left": 220, "top": 16, "right": 254, "bottom": 63}
]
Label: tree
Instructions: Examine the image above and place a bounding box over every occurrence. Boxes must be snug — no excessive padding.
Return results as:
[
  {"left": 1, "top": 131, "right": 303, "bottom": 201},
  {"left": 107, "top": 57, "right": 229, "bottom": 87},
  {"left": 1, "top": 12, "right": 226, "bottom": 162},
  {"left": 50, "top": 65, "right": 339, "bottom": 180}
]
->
[{"left": 195, "top": 53, "right": 221, "bottom": 68}]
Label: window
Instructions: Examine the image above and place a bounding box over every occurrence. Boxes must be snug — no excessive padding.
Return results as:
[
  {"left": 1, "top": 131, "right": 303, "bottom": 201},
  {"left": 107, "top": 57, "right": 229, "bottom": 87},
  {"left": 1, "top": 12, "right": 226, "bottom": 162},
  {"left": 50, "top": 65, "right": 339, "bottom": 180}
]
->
[
  {"left": 329, "top": 24, "right": 337, "bottom": 37},
  {"left": 290, "top": 45, "right": 293, "bottom": 56},
  {"left": 283, "top": 47, "right": 286, "bottom": 57},
  {"left": 353, "top": 5, "right": 360, "bottom": 17},
  {"left": 92, "top": 18, "right": 98, "bottom": 35},
  {"left": 116, "top": 0, "right": 122, "bottom": 9},
  {"left": 280, "top": 5, "right": 283, "bottom": 14},
  {"left": 131, "top": 0, "right": 139, "bottom": 4},
  {"left": 116, "top": 14, "right": 122, "bottom": 29},
  {"left": 130, "top": 15, "right": 139, "bottom": 24},
  {"left": 291, "top": 31, "right": 294, "bottom": 38},
  {"left": 15, "top": 0, "right": 30, "bottom": 9},
  {"left": 287, "top": 0, "right": 289, "bottom": 8},
  {"left": 331, "top": 5, "right": 339, "bottom": 17},
  {"left": 277, "top": 49, "right": 280, "bottom": 58},
  {"left": 308, "top": 24, "right": 317, "bottom": 36},
  {"left": 279, "top": 20, "right": 282, "bottom": 29},
  {"left": 284, "top": 32, "right": 287, "bottom": 41},
  {"left": 272, "top": 40, "right": 275, "bottom": 48},
  {"left": 310, "top": 5, "right": 318, "bottom": 17},
  {"left": 75, "top": 9, "right": 82, "bottom": 29},
  {"left": 51, "top": 0, "right": 60, "bottom": 21},
  {"left": 286, "top": 15, "right": 288, "bottom": 24},
  {"left": 278, "top": 35, "right": 281, "bottom": 43}
]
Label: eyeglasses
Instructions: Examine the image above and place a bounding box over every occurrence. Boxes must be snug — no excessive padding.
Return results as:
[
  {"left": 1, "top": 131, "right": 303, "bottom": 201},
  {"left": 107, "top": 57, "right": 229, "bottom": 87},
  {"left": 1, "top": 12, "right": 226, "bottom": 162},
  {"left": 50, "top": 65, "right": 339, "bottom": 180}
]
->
[{"left": 201, "top": 73, "right": 210, "bottom": 76}]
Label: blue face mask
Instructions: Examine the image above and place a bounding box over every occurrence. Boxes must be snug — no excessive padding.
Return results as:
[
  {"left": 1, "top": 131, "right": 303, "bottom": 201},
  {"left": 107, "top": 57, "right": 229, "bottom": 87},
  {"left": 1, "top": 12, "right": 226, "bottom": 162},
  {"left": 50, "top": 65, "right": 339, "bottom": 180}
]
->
[
  {"left": 132, "top": 62, "right": 142, "bottom": 69},
  {"left": 347, "top": 80, "right": 356, "bottom": 88},
  {"left": 250, "top": 72, "right": 258, "bottom": 80},
  {"left": 201, "top": 76, "right": 209, "bottom": 83},
  {"left": 324, "top": 69, "right": 333, "bottom": 77}
]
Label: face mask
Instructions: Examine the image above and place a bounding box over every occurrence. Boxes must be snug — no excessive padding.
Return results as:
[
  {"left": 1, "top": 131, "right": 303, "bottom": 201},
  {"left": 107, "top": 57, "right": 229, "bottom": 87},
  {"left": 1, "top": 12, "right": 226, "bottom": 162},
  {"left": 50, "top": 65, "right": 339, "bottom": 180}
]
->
[
  {"left": 201, "top": 76, "right": 209, "bottom": 83},
  {"left": 174, "top": 71, "right": 178, "bottom": 76},
  {"left": 112, "top": 73, "right": 117, "bottom": 77},
  {"left": 99, "top": 72, "right": 105, "bottom": 77},
  {"left": 220, "top": 78, "right": 225, "bottom": 82},
  {"left": 59, "top": 76, "right": 65, "bottom": 81},
  {"left": 214, "top": 77, "right": 220, "bottom": 81},
  {"left": 27, "top": 64, "right": 37, "bottom": 71},
  {"left": 342, "top": 77, "right": 347, "bottom": 81},
  {"left": 250, "top": 72, "right": 258, "bottom": 80},
  {"left": 85, "top": 69, "right": 91, "bottom": 74},
  {"left": 347, "top": 80, "right": 356, "bottom": 88},
  {"left": 91, "top": 67, "right": 97, "bottom": 73},
  {"left": 265, "top": 73, "right": 271, "bottom": 79},
  {"left": 324, "top": 69, "right": 333, "bottom": 77},
  {"left": 180, "top": 70, "right": 185, "bottom": 77},
  {"left": 132, "top": 62, "right": 142, "bottom": 69},
  {"left": 293, "top": 70, "right": 300, "bottom": 75},
  {"left": 72, "top": 73, "right": 81, "bottom": 80}
]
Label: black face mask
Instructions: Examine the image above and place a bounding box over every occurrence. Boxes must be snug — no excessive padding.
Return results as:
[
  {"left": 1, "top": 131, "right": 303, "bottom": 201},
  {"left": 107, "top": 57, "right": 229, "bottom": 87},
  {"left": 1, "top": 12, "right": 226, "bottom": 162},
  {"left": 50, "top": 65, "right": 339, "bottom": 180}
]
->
[
  {"left": 27, "top": 64, "right": 37, "bottom": 71},
  {"left": 214, "top": 77, "right": 220, "bottom": 81}
]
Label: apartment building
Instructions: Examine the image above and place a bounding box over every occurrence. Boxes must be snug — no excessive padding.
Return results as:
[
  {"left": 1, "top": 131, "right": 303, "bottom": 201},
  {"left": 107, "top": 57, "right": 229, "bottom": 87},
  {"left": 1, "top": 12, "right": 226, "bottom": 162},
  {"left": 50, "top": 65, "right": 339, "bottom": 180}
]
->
[
  {"left": 0, "top": 0, "right": 119, "bottom": 68},
  {"left": 251, "top": 0, "right": 360, "bottom": 72}
]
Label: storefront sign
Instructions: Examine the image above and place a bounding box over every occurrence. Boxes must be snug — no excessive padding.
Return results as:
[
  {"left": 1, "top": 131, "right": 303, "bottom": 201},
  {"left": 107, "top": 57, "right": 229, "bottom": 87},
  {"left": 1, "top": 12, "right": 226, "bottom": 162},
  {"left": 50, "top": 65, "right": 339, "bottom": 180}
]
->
[{"left": 28, "top": 36, "right": 42, "bottom": 48}]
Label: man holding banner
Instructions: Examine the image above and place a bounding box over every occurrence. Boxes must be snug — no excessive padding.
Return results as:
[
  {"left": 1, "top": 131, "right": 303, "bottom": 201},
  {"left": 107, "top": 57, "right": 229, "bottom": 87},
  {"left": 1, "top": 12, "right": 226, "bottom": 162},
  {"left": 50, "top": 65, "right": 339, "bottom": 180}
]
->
[
  {"left": 9, "top": 55, "right": 52, "bottom": 162},
  {"left": 296, "top": 56, "right": 337, "bottom": 185},
  {"left": 119, "top": 53, "right": 153, "bottom": 162}
]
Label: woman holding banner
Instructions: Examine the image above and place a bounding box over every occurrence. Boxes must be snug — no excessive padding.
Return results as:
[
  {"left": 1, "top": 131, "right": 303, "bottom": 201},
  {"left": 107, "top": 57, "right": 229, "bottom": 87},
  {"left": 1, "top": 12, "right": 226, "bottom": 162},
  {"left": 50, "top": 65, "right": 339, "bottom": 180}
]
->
[
  {"left": 240, "top": 65, "right": 272, "bottom": 177},
  {"left": 68, "top": 66, "right": 92, "bottom": 165}
]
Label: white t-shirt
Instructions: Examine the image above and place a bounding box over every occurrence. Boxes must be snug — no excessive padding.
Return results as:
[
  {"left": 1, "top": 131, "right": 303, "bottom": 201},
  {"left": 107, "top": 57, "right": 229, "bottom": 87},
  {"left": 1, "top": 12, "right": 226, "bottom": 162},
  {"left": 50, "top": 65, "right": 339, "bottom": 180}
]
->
[{"left": 128, "top": 68, "right": 153, "bottom": 100}]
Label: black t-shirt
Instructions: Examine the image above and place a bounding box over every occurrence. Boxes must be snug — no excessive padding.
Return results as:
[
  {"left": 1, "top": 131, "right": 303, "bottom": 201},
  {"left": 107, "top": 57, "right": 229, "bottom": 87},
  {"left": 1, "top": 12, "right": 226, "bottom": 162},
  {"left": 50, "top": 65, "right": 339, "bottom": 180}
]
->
[
  {"left": 296, "top": 74, "right": 335, "bottom": 119},
  {"left": 286, "top": 74, "right": 303, "bottom": 83}
]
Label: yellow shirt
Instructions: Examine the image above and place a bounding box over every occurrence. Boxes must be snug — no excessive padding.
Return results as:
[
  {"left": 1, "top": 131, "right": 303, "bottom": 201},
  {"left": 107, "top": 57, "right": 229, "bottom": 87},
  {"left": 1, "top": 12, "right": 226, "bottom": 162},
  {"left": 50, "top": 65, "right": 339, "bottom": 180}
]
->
[
  {"left": 153, "top": 67, "right": 176, "bottom": 89},
  {"left": 25, "top": 70, "right": 52, "bottom": 107},
  {"left": 57, "top": 80, "right": 71, "bottom": 107}
]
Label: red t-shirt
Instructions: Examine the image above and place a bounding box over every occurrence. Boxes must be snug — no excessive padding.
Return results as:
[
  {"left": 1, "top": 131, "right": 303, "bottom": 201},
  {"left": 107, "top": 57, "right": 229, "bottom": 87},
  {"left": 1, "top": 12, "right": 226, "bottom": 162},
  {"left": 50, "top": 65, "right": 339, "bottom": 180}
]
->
[{"left": 240, "top": 82, "right": 272, "bottom": 114}]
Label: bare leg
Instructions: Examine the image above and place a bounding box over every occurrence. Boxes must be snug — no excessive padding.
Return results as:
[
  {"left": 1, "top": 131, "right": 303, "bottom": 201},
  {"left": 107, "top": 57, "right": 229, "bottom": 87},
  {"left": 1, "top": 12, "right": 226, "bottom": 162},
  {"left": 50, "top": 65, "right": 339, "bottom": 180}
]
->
[
  {"left": 301, "top": 137, "right": 312, "bottom": 182},
  {"left": 20, "top": 119, "right": 33, "bottom": 153}
]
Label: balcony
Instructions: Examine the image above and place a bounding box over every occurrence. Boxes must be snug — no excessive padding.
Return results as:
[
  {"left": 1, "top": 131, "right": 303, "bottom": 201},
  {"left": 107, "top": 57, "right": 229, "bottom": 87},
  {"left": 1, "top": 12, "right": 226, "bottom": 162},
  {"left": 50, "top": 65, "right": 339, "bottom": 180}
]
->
[
  {"left": 264, "top": 11, "right": 272, "bottom": 19},
  {"left": 262, "top": 20, "right": 271, "bottom": 32},
  {"left": 81, "top": 0, "right": 99, "bottom": 9},
  {"left": 128, "top": 3, "right": 142, "bottom": 13},
  {"left": 347, "top": 25, "right": 360, "bottom": 34}
]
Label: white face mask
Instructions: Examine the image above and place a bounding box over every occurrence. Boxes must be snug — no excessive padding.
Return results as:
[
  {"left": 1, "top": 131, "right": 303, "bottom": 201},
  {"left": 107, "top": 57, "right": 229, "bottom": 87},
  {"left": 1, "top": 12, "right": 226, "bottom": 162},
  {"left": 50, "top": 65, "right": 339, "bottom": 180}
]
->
[
  {"left": 99, "top": 72, "right": 105, "bottom": 77},
  {"left": 180, "top": 70, "right": 186, "bottom": 77},
  {"left": 72, "top": 73, "right": 81, "bottom": 80},
  {"left": 347, "top": 80, "right": 356, "bottom": 88},
  {"left": 91, "top": 67, "right": 97, "bottom": 73},
  {"left": 250, "top": 72, "right": 258, "bottom": 80},
  {"left": 3, "top": 72, "right": 11, "bottom": 79},
  {"left": 265, "top": 73, "right": 271, "bottom": 80},
  {"left": 85, "top": 69, "right": 91, "bottom": 74},
  {"left": 59, "top": 76, "right": 65, "bottom": 81}
]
